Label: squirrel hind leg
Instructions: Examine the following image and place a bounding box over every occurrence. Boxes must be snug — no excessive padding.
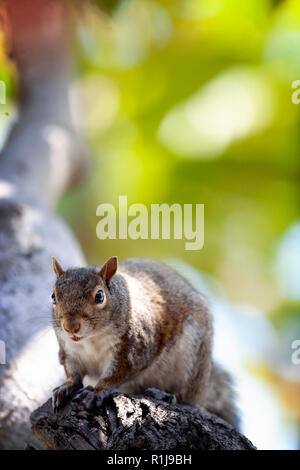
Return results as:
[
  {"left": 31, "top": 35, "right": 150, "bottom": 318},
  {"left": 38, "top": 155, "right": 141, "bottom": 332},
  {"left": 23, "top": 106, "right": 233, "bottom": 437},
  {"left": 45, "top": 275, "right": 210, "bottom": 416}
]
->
[{"left": 202, "top": 362, "right": 241, "bottom": 430}]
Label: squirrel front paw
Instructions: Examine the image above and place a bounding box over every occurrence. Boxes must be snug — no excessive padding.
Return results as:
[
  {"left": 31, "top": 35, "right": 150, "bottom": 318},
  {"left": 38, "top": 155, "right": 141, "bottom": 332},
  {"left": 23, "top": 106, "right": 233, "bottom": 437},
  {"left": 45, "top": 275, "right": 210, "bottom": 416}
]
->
[
  {"left": 52, "top": 381, "right": 82, "bottom": 413},
  {"left": 72, "top": 385, "right": 97, "bottom": 410}
]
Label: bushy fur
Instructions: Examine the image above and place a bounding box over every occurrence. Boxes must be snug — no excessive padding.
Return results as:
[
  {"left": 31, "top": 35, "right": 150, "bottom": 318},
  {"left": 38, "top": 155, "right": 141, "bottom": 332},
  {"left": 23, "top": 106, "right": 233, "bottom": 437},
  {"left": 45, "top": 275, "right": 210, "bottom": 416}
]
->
[{"left": 51, "top": 256, "right": 239, "bottom": 428}]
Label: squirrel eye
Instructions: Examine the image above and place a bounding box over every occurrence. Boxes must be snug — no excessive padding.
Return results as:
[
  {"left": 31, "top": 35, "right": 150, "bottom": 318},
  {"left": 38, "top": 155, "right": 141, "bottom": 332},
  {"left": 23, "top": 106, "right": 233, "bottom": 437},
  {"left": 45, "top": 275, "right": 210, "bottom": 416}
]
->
[
  {"left": 95, "top": 289, "right": 104, "bottom": 304},
  {"left": 51, "top": 292, "right": 56, "bottom": 304}
]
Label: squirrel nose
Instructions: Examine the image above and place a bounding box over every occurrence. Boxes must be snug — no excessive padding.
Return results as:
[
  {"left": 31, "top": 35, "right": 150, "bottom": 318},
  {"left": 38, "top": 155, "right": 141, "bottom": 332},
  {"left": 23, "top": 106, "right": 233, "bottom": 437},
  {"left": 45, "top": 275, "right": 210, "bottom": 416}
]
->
[{"left": 63, "top": 322, "right": 81, "bottom": 335}]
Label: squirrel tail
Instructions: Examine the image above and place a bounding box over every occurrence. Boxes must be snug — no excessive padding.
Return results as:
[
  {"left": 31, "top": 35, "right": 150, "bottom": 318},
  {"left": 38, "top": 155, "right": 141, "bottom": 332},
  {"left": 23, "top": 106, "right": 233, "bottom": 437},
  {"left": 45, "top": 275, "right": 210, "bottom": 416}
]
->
[{"left": 203, "top": 361, "right": 241, "bottom": 430}]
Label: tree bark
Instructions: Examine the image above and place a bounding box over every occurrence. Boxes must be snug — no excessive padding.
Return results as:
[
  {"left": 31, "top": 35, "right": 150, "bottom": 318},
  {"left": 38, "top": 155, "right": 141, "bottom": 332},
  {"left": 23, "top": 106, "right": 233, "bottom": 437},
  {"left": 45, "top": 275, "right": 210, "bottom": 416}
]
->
[
  {"left": 30, "top": 387, "right": 256, "bottom": 450},
  {"left": 0, "top": 0, "right": 87, "bottom": 449}
]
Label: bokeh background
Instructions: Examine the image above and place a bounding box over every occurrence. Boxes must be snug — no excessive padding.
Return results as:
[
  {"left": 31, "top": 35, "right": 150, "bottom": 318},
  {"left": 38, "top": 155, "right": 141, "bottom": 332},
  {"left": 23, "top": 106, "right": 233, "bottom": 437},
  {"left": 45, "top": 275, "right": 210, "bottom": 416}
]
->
[{"left": 1, "top": 0, "right": 300, "bottom": 449}]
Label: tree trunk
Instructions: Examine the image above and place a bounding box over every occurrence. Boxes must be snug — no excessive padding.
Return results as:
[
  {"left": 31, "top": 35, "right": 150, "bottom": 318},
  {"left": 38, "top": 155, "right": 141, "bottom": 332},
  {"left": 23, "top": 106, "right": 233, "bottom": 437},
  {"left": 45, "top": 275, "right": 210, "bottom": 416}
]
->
[
  {"left": 0, "top": 0, "right": 87, "bottom": 449},
  {"left": 30, "top": 387, "right": 256, "bottom": 450}
]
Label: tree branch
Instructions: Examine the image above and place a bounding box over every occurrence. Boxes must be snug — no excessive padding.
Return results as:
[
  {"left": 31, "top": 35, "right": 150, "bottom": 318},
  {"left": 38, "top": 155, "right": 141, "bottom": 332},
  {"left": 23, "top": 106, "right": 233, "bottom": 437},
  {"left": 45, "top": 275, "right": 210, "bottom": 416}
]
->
[
  {"left": 1, "top": 0, "right": 87, "bottom": 207},
  {"left": 30, "top": 388, "right": 256, "bottom": 451}
]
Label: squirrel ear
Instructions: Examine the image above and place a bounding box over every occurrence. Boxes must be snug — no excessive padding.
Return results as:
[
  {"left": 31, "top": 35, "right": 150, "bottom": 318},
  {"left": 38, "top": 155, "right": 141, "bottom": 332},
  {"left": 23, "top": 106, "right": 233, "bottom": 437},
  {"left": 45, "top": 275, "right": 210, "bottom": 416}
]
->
[
  {"left": 100, "top": 256, "right": 118, "bottom": 283},
  {"left": 52, "top": 257, "right": 65, "bottom": 278}
]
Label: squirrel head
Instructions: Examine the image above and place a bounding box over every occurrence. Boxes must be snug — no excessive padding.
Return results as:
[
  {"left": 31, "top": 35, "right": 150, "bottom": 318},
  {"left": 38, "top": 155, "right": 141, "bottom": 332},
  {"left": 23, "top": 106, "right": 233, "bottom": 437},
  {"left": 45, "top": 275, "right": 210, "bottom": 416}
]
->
[{"left": 51, "top": 256, "right": 118, "bottom": 342}]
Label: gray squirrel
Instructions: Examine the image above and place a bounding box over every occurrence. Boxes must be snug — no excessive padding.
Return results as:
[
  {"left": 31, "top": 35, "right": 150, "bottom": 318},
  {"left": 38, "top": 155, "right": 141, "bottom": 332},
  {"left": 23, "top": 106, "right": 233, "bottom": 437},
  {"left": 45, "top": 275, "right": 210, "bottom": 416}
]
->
[{"left": 51, "top": 256, "right": 239, "bottom": 428}]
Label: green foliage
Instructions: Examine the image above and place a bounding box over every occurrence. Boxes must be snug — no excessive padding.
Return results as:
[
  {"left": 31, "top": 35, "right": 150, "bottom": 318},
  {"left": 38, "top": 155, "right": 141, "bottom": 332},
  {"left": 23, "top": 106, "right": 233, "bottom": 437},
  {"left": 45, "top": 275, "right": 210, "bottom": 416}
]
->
[{"left": 63, "top": 0, "right": 300, "bottom": 319}]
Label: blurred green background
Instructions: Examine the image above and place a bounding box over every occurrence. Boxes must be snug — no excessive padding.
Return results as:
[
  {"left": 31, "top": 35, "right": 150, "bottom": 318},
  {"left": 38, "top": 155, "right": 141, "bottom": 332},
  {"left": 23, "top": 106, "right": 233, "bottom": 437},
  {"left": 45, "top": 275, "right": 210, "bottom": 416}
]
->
[{"left": 2, "top": 0, "right": 300, "bottom": 449}]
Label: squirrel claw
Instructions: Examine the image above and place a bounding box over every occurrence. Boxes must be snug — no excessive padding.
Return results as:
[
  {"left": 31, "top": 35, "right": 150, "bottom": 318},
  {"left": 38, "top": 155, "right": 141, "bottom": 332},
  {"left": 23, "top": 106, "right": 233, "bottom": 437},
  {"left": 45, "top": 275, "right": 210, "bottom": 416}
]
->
[{"left": 52, "top": 382, "right": 81, "bottom": 413}]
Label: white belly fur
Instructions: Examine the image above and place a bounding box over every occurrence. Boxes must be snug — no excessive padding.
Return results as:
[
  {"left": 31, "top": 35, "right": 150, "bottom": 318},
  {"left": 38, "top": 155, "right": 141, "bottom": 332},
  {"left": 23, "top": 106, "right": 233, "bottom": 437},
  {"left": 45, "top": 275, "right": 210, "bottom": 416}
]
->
[{"left": 64, "top": 326, "right": 118, "bottom": 385}]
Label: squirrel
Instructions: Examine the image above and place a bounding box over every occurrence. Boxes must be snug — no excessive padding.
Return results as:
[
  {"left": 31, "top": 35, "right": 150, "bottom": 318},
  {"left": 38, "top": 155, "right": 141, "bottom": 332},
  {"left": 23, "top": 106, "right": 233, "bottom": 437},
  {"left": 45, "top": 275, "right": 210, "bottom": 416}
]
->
[{"left": 51, "top": 255, "right": 239, "bottom": 428}]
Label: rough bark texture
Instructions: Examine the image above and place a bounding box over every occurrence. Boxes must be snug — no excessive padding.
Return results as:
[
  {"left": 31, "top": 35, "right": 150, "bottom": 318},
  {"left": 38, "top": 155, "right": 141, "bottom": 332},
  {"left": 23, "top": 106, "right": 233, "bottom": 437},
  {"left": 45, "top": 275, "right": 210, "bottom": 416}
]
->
[
  {"left": 30, "top": 387, "right": 256, "bottom": 450},
  {"left": 0, "top": 0, "right": 87, "bottom": 449}
]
